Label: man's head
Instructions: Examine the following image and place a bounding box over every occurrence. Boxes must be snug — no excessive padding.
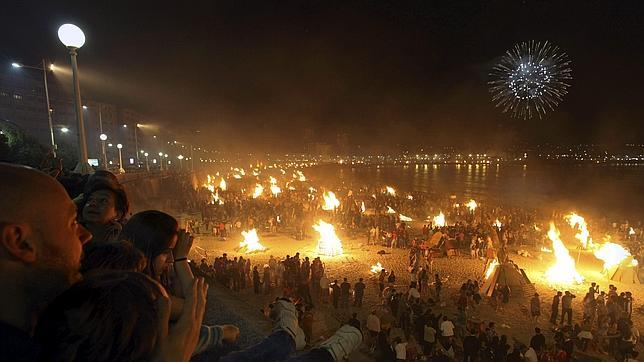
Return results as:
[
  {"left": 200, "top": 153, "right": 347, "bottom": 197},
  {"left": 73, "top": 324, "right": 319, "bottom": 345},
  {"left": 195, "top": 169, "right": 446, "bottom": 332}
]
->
[{"left": 0, "top": 164, "right": 92, "bottom": 329}]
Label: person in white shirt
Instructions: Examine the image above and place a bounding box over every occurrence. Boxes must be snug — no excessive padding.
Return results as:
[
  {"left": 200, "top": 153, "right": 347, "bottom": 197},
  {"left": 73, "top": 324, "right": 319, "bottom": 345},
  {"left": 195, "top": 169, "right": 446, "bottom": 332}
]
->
[
  {"left": 440, "top": 316, "right": 455, "bottom": 338},
  {"left": 394, "top": 337, "right": 407, "bottom": 361},
  {"left": 524, "top": 346, "right": 538, "bottom": 362}
]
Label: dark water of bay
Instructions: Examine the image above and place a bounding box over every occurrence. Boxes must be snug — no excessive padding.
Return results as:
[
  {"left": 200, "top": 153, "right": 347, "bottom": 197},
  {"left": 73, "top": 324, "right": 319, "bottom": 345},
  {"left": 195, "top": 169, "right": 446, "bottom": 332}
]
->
[{"left": 308, "top": 164, "right": 644, "bottom": 220}]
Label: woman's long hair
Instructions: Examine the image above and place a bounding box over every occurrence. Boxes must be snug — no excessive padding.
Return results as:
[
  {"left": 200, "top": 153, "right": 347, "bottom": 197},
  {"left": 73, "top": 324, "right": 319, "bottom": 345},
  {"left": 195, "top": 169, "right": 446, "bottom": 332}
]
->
[
  {"left": 121, "top": 210, "right": 178, "bottom": 279},
  {"left": 35, "top": 271, "right": 163, "bottom": 362}
]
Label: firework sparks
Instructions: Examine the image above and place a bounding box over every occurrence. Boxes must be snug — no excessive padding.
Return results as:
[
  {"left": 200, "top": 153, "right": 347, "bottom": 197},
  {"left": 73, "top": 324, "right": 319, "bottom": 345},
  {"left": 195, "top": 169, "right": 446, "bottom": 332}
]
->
[{"left": 489, "top": 40, "right": 572, "bottom": 119}]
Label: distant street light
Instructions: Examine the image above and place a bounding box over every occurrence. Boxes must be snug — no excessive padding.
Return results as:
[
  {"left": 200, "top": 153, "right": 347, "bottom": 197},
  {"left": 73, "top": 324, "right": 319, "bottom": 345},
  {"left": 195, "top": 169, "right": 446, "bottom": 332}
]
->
[
  {"left": 10, "top": 59, "right": 57, "bottom": 157},
  {"left": 60, "top": 127, "right": 70, "bottom": 133},
  {"left": 158, "top": 151, "right": 164, "bottom": 171},
  {"left": 99, "top": 133, "right": 108, "bottom": 170},
  {"left": 144, "top": 152, "right": 150, "bottom": 172},
  {"left": 178, "top": 154, "right": 184, "bottom": 170},
  {"left": 58, "top": 23, "right": 90, "bottom": 173},
  {"left": 116, "top": 143, "right": 125, "bottom": 174}
]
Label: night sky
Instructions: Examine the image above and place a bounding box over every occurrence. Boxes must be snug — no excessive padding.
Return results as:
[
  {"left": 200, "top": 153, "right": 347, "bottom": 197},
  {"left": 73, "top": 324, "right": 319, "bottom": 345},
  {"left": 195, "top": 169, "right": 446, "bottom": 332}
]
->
[{"left": 2, "top": 1, "right": 643, "bottom": 152}]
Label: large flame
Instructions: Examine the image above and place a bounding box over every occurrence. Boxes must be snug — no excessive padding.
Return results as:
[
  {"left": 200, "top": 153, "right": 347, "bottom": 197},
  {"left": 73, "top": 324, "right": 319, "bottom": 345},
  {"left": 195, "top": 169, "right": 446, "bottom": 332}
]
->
[
  {"left": 544, "top": 223, "right": 584, "bottom": 285},
  {"left": 239, "top": 229, "right": 266, "bottom": 253},
  {"left": 493, "top": 219, "right": 502, "bottom": 229},
  {"left": 322, "top": 191, "right": 340, "bottom": 211},
  {"left": 313, "top": 220, "right": 343, "bottom": 256},
  {"left": 565, "top": 213, "right": 593, "bottom": 249},
  {"left": 399, "top": 214, "right": 413, "bottom": 222},
  {"left": 252, "top": 184, "right": 264, "bottom": 198},
  {"left": 370, "top": 262, "right": 384, "bottom": 274},
  {"left": 432, "top": 212, "right": 446, "bottom": 227},
  {"left": 484, "top": 259, "right": 500, "bottom": 280},
  {"left": 466, "top": 199, "right": 478, "bottom": 212},
  {"left": 270, "top": 184, "right": 282, "bottom": 196},
  {"left": 386, "top": 206, "right": 396, "bottom": 214},
  {"left": 219, "top": 178, "right": 227, "bottom": 191},
  {"left": 295, "top": 170, "right": 306, "bottom": 182},
  {"left": 594, "top": 242, "right": 632, "bottom": 271},
  {"left": 385, "top": 186, "right": 396, "bottom": 196},
  {"left": 360, "top": 201, "right": 366, "bottom": 213}
]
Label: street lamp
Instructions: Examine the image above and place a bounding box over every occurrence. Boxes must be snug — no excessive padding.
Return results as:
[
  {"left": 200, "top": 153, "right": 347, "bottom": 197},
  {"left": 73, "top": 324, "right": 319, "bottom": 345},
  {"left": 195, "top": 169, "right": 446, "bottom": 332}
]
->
[
  {"left": 10, "top": 59, "right": 57, "bottom": 157},
  {"left": 178, "top": 154, "right": 184, "bottom": 170},
  {"left": 99, "top": 133, "right": 108, "bottom": 170},
  {"left": 116, "top": 143, "right": 125, "bottom": 174},
  {"left": 58, "top": 23, "right": 90, "bottom": 174},
  {"left": 158, "top": 152, "right": 164, "bottom": 171},
  {"left": 60, "top": 127, "right": 70, "bottom": 133},
  {"left": 144, "top": 152, "right": 149, "bottom": 172}
]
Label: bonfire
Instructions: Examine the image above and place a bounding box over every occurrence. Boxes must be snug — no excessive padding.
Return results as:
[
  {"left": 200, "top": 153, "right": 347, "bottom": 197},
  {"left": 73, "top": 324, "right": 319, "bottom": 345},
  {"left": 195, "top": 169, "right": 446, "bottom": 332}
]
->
[
  {"left": 322, "top": 191, "right": 340, "bottom": 211},
  {"left": 239, "top": 229, "right": 266, "bottom": 253},
  {"left": 544, "top": 223, "right": 584, "bottom": 285},
  {"left": 313, "top": 220, "right": 343, "bottom": 256}
]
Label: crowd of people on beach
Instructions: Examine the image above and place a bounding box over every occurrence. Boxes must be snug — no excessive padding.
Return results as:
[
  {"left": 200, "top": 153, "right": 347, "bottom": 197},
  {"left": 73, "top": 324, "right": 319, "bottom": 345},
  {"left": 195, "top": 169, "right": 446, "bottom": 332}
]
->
[{"left": 0, "top": 162, "right": 641, "bottom": 361}]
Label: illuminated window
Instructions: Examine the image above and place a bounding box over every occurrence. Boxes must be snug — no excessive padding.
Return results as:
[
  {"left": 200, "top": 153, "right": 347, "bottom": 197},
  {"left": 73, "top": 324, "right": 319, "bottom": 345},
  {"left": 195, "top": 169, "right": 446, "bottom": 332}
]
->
[{"left": 13, "top": 94, "right": 22, "bottom": 100}]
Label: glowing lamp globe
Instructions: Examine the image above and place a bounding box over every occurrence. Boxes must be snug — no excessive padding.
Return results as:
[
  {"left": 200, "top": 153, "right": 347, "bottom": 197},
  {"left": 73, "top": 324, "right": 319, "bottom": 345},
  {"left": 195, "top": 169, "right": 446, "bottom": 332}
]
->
[
  {"left": 116, "top": 143, "right": 123, "bottom": 149},
  {"left": 57, "top": 24, "right": 85, "bottom": 48},
  {"left": 99, "top": 133, "right": 108, "bottom": 141}
]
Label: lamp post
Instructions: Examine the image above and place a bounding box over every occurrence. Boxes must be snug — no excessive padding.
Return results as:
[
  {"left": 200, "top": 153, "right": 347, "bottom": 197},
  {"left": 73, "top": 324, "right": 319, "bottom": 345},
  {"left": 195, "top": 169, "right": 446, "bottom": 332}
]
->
[
  {"left": 135, "top": 123, "right": 141, "bottom": 166},
  {"left": 11, "top": 59, "right": 57, "bottom": 157},
  {"left": 116, "top": 143, "right": 125, "bottom": 174},
  {"left": 144, "top": 152, "right": 150, "bottom": 172},
  {"left": 178, "top": 154, "right": 184, "bottom": 171},
  {"left": 57, "top": 24, "right": 90, "bottom": 174},
  {"left": 99, "top": 133, "right": 108, "bottom": 170},
  {"left": 158, "top": 152, "right": 164, "bottom": 171}
]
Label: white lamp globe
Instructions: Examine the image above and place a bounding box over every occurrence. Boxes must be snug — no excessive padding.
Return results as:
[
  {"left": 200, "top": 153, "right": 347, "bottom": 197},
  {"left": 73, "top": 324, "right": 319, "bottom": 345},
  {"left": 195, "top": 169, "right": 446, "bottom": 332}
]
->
[
  {"left": 116, "top": 143, "right": 123, "bottom": 149},
  {"left": 58, "top": 24, "right": 85, "bottom": 48},
  {"left": 99, "top": 133, "right": 108, "bottom": 141}
]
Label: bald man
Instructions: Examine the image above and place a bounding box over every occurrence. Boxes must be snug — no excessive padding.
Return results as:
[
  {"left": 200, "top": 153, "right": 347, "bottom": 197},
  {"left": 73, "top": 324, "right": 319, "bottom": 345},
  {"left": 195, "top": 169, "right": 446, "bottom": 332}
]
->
[{"left": 0, "top": 163, "right": 92, "bottom": 361}]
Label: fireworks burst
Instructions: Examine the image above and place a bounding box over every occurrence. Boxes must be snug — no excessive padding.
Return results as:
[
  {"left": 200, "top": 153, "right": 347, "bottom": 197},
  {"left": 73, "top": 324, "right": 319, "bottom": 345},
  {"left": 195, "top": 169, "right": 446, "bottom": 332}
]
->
[{"left": 489, "top": 40, "right": 572, "bottom": 119}]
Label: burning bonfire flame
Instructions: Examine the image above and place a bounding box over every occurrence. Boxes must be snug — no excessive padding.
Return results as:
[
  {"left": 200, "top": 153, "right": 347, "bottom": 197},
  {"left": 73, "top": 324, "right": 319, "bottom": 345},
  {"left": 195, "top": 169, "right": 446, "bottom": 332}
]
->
[
  {"left": 565, "top": 212, "right": 633, "bottom": 272},
  {"left": 252, "top": 184, "right": 264, "bottom": 198},
  {"left": 629, "top": 227, "right": 635, "bottom": 236},
  {"left": 385, "top": 186, "right": 396, "bottom": 196},
  {"left": 484, "top": 259, "right": 500, "bottom": 280},
  {"left": 270, "top": 185, "right": 282, "bottom": 196},
  {"left": 313, "top": 220, "right": 343, "bottom": 256},
  {"left": 544, "top": 223, "right": 584, "bottom": 285},
  {"left": 295, "top": 170, "right": 306, "bottom": 182},
  {"left": 407, "top": 195, "right": 414, "bottom": 200},
  {"left": 322, "top": 191, "right": 340, "bottom": 211},
  {"left": 370, "top": 262, "right": 384, "bottom": 274},
  {"left": 203, "top": 175, "right": 223, "bottom": 205},
  {"left": 386, "top": 206, "right": 396, "bottom": 214},
  {"left": 239, "top": 229, "right": 266, "bottom": 253},
  {"left": 565, "top": 213, "right": 594, "bottom": 249},
  {"left": 594, "top": 241, "right": 634, "bottom": 271},
  {"left": 399, "top": 214, "right": 413, "bottom": 222},
  {"left": 466, "top": 199, "right": 478, "bottom": 212},
  {"left": 432, "top": 212, "right": 446, "bottom": 227},
  {"left": 493, "top": 219, "right": 502, "bottom": 229},
  {"left": 219, "top": 178, "right": 227, "bottom": 191},
  {"left": 360, "top": 201, "right": 366, "bottom": 213}
]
